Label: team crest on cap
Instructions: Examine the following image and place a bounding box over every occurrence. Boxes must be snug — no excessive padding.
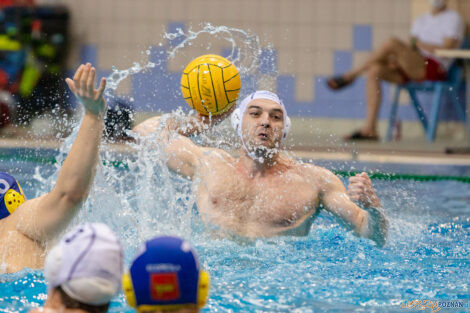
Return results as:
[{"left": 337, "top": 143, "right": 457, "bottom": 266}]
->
[{"left": 150, "top": 273, "right": 180, "bottom": 301}]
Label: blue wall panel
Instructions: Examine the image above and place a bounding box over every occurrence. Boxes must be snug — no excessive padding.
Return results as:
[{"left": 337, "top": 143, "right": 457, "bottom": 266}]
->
[{"left": 72, "top": 23, "right": 463, "bottom": 122}]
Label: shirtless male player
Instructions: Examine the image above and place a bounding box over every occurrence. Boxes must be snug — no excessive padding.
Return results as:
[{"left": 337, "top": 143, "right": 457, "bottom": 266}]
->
[
  {"left": 134, "top": 90, "right": 389, "bottom": 246},
  {"left": 0, "top": 63, "right": 107, "bottom": 273}
]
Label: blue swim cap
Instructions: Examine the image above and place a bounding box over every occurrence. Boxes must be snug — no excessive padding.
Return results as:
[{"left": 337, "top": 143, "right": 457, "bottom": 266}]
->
[
  {"left": 125, "top": 236, "right": 205, "bottom": 308},
  {"left": 0, "top": 172, "right": 25, "bottom": 220}
]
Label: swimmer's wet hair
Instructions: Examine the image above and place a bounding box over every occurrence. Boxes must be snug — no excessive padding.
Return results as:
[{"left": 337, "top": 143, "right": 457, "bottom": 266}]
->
[{"left": 56, "top": 286, "right": 110, "bottom": 313}]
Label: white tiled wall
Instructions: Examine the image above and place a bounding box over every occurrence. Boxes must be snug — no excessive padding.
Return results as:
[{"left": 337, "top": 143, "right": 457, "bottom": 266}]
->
[{"left": 36, "top": 0, "right": 468, "bottom": 104}]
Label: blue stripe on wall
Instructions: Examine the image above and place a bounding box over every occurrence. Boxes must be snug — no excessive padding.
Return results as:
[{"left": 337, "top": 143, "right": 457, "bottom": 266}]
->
[
  {"left": 259, "top": 49, "right": 277, "bottom": 75},
  {"left": 79, "top": 45, "right": 97, "bottom": 65},
  {"left": 70, "top": 22, "right": 464, "bottom": 122},
  {"left": 333, "top": 51, "right": 353, "bottom": 75},
  {"left": 353, "top": 25, "right": 372, "bottom": 51},
  {"left": 167, "top": 22, "right": 186, "bottom": 47}
]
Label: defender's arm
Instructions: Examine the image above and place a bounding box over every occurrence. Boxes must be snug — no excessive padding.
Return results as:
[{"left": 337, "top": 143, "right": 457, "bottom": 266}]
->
[{"left": 14, "top": 63, "right": 106, "bottom": 243}]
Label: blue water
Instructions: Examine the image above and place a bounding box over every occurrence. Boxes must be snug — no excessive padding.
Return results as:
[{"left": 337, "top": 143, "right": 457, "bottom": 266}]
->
[{"left": 1, "top": 148, "right": 469, "bottom": 313}]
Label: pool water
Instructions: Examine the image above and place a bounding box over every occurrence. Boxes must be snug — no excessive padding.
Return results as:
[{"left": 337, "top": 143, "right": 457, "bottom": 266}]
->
[{"left": 0, "top": 148, "right": 469, "bottom": 313}]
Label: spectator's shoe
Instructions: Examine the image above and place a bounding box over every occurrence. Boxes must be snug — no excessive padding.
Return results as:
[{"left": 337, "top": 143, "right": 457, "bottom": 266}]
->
[
  {"left": 327, "top": 76, "right": 354, "bottom": 90},
  {"left": 344, "top": 130, "right": 378, "bottom": 141}
]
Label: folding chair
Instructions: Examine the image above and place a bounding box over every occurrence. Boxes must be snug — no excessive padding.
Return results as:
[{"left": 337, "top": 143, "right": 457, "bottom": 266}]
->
[{"left": 386, "top": 60, "right": 466, "bottom": 142}]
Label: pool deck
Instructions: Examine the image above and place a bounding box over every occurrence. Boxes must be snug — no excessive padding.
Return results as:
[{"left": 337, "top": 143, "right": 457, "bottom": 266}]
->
[
  {"left": 2, "top": 136, "right": 470, "bottom": 166},
  {"left": 2, "top": 113, "right": 470, "bottom": 166}
]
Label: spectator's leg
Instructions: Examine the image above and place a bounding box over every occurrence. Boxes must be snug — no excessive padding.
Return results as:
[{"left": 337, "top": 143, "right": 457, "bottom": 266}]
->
[
  {"left": 384, "top": 39, "right": 427, "bottom": 80},
  {"left": 360, "top": 61, "right": 405, "bottom": 137},
  {"left": 345, "top": 38, "right": 426, "bottom": 82}
]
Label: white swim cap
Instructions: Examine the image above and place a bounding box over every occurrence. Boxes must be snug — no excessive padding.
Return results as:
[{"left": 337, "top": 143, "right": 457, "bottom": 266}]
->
[
  {"left": 45, "top": 223, "right": 124, "bottom": 305},
  {"left": 231, "top": 90, "right": 291, "bottom": 140}
]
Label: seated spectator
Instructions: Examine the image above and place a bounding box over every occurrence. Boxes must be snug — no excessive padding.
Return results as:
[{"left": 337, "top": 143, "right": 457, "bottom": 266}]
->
[
  {"left": 28, "top": 223, "right": 124, "bottom": 313},
  {"left": 123, "top": 236, "right": 210, "bottom": 313},
  {"left": 327, "top": 0, "right": 465, "bottom": 140}
]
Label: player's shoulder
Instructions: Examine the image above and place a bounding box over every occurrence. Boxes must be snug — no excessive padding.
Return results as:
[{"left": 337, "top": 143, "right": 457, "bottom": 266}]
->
[
  {"left": 200, "top": 147, "right": 235, "bottom": 163},
  {"left": 297, "top": 162, "right": 338, "bottom": 181},
  {"left": 9, "top": 196, "right": 45, "bottom": 227}
]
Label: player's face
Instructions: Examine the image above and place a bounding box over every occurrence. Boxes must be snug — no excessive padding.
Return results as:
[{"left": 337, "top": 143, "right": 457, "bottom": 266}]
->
[{"left": 241, "top": 99, "right": 284, "bottom": 149}]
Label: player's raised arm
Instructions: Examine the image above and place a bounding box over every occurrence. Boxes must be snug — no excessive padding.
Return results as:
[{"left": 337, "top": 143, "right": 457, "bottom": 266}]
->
[
  {"left": 14, "top": 63, "right": 106, "bottom": 242},
  {"left": 133, "top": 107, "right": 233, "bottom": 180},
  {"left": 134, "top": 54, "right": 239, "bottom": 179}
]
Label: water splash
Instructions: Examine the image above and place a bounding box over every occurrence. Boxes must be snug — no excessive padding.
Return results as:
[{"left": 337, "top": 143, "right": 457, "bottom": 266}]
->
[
  {"left": 105, "top": 61, "right": 157, "bottom": 97},
  {"left": 104, "top": 23, "right": 270, "bottom": 104},
  {"left": 25, "top": 23, "right": 269, "bottom": 249},
  {"left": 165, "top": 23, "right": 262, "bottom": 75}
]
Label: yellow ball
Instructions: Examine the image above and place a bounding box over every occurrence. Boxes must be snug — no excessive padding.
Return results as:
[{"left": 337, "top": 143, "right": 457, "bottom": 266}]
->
[{"left": 181, "top": 54, "right": 241, "bottom": 116}]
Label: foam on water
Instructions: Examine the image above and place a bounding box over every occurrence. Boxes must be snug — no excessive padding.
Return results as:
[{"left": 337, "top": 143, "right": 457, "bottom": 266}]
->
[{"left": 1, "top": 176, "right": 470, "bottom": 312}]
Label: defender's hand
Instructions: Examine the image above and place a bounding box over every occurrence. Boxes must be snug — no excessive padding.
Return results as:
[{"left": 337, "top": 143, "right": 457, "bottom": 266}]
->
[
  {"left": 66, "top": 63, "right": 106, "bottom": 117},
  {"left": 347, "top": 172, "right": 381, "bottom": 208}
]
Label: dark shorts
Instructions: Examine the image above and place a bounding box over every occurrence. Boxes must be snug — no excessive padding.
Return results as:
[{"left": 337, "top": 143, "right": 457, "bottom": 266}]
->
[{"left": 399, "top": 56, "right": 447, "bottom": 83}]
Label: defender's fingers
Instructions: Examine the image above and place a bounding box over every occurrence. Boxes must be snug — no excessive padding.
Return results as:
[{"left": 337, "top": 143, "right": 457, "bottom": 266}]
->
[
  {"left": 65, "top": 78, "right": 76, "bottom": 94},
  {"left": 87, "top": 67, "right": 96, "bottom": 94},
  {"left": 80, "top": 63, "right": 91, "bottom": 92},
  {"left": 73, "top": 64, "right": 84, "bottom": 86},
  {"left": 96, "top": 77, "right": 106, "bottom": 99}
]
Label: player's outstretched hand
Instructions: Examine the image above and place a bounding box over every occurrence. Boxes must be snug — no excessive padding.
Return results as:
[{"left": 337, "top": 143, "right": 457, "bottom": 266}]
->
[{"left": 66, "top": 63, "right": 106, "bottom": 117}]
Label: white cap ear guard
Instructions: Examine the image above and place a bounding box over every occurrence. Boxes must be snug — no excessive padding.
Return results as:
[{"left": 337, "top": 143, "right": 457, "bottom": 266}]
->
[
  {"left": 230, "top": 91, "right": 291, "bottom": 140},
  {"left": 283, "top": 115, "right": 291, "bottom": 140}
]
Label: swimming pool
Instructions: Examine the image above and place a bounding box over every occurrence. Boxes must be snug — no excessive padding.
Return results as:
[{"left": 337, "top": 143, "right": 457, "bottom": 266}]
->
[{"left": 1, "top": 147, "right": 469, "bottom": 313}]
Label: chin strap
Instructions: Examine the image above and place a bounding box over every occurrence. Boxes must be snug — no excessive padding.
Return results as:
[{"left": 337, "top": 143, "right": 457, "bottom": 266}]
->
[
  {"left": 240, "top": 135, "right": 258, "bottom": 160},
  {"left": 231, "top": 107, "right": 258, "bottom": 161}
]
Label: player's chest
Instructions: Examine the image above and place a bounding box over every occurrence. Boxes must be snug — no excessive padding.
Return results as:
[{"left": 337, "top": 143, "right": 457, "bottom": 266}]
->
[{"left": 200, "top": 170, "right": 319, "bottom": 218}]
